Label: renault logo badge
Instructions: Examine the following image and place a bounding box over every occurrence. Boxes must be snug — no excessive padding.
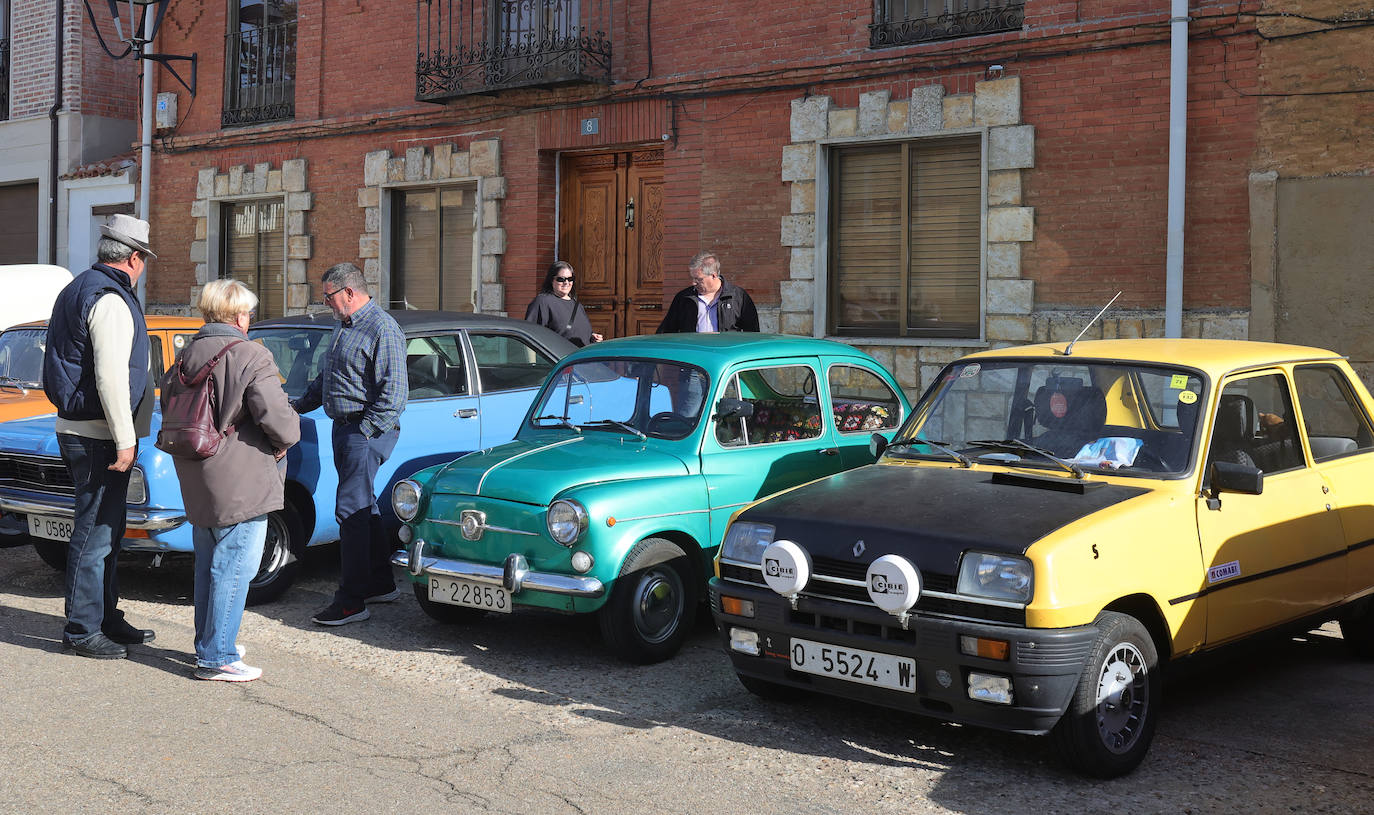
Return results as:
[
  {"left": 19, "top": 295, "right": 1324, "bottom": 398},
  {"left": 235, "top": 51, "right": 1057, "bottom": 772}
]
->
[{"left": 853, "top": 539, "right": 866, "bottom": 558}]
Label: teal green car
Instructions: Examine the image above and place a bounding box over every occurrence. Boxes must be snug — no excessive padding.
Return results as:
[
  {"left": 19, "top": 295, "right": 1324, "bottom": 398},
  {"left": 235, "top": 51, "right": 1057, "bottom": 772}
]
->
[{"left": 390, "top": 333, "right": 911, "bottom": 663}]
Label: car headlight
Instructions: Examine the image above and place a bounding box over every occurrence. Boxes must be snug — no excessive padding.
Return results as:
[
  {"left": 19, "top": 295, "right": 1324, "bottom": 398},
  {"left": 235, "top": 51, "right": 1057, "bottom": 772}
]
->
[
  {"left": 720, "top": 521, "right": 775, "bottom": 565},
  {"left": 126, "top": 466, "right": 147, "bottom": 505},
  {"left": 392, "top": 479, "right": 422, "bottom": 522},
  {"left": 546, "top": 499, "right": 587, "bottom": 546},
  {"left": 957, "top": 552, "right": 1033, "bottom": 604}
]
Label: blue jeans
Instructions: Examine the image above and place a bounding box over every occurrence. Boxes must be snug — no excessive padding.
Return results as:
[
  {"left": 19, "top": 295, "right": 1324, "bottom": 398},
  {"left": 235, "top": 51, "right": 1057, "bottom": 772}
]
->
[
  {"left": 193, "top": 516, "right": 267, "bottom": 668},
  {"left": 332, "top": 421, "right": 399, "bottom": 608},
  {"left": 57, "top": 433, "right": 131, "bottom": 644}
]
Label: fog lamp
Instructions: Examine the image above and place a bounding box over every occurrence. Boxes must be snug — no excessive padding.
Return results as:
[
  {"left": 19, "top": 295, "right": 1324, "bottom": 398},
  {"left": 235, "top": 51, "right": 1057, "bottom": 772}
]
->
[
  {"left": 570, "top": 550, "right": 594, "bottom": 573},
  {"left": 397, "top": 524, "right": 413, "bottom": 544},
  {"left": 720, "top": 595, "right": 755, "bottom": 618},
  {"left": 967, "top": 672, "right": 1014, "bottom": 705},
  {"left": 729, "top": 627, "right": 760, "bottom": 656},
  {"left": 959, "top": 635, "right": 1010, "bottom": 661}
]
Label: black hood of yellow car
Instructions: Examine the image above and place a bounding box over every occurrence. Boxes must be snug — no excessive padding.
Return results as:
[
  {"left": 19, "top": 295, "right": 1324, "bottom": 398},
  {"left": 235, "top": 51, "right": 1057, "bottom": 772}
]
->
[{"left": 737, "top": 463, "right": 1149, "bottom": 579}]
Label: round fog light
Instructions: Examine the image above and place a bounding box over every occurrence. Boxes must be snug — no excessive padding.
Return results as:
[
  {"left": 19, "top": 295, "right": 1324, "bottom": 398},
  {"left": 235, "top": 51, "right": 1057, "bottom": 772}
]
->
[
  {"left": 397, "top": 524, "right": 413, "bottom": 544},
  {"left": 571, "top": 550, "right": 594, "bottom": 573}
]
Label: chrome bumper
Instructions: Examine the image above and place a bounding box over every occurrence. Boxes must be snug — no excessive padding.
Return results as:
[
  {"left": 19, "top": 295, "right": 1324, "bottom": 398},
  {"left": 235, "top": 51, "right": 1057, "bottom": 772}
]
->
[
  {"left": 391, "top": 538, "right": 604, "bottom": 599},
  {"left": 0, "top": 495, "right": 186, "bottom": 532}
]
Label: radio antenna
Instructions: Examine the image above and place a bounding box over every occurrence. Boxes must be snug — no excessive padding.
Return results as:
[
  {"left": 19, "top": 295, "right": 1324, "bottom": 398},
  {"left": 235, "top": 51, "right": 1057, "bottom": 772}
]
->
[{"left": 1061, "top": 291, "right": 1122, "bottom": 356}]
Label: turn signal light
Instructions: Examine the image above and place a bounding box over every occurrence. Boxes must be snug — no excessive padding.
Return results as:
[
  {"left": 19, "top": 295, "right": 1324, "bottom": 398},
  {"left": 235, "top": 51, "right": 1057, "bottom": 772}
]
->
[
  {"left": 720, "top": 595, "right": 756, "bottom": 618},
  {"left": 959, "top": 635, "right": 1010, "bottom": 661},
  {"left": 123, "top": 529, "right": 150, "bottom": 539}
]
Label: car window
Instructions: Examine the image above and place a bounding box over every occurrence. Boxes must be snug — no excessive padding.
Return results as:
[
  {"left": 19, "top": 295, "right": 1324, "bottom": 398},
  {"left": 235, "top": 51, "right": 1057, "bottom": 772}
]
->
[
  {"left": 0, "top": 327, "right": 46, "bottom": 387},
  {"left": 828, "top": 364, "right": 900, "bottom": 434},
  {"left": 1294, "top": 365, "right": 1374, "bottom": 461},
  {"left": 148, "top": 335, "right": 165, "bottom": 382},
  {"left": 406, "top": 334, "right": 467, "bottom": 399},
  {"left": 1209, "top": 373, "right": 1304, "bottom": 474},
  {"left": 714, "top": 364, "right": 823, "bottom": 447},
  {"left": 172, "top": 333, "right": 196, "bottom": 359},
  {"left": 532, "top": 359, "right": 704, "bottom": 439},
  {"left": 249, "top": 327, "right": 332, "bottom": 400},
  {"left": 471, "top": 332, "right": 557, "bottom": 393}
]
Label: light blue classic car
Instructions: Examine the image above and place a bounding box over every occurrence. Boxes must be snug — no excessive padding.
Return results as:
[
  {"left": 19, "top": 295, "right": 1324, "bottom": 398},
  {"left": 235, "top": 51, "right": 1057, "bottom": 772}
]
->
[
  {"left": 391, "top": 333, "right": 912, "bottom": 663},
  {"left": 0, "top": 310, "right": 574, "bottom": 603}
]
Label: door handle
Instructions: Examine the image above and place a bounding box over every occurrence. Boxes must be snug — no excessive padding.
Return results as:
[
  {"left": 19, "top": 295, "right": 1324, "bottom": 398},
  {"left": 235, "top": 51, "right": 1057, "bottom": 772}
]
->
[
  {"left": 583, "top": 302, "right": 608, "bottom": 311},
  {"left": 454, "top": 408, "right": 478, "bottom": 419},
  {"left": 818, "top": 448, "right": 838, "bottom": 456},
  {"left": 636, "top": 303, "right": 663, "bottom": 311},
  {"left": 625, "top": 197, "right": 635, "bottom": 229}
]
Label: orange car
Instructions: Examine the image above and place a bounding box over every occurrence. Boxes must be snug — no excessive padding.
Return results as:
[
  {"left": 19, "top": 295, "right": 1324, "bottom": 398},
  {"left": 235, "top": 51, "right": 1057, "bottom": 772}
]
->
[{"left": 0, "top": 315, "right": 205, "bottom": 423}]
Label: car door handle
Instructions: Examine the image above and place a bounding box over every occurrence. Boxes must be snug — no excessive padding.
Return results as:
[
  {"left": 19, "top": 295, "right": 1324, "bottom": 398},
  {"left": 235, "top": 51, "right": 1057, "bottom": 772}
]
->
[
  {"left": 454, "top": 408, "right": 478, "bottom": 419},
  {"left": 818, "top": 448, "right": 838, "bottom": 456}
]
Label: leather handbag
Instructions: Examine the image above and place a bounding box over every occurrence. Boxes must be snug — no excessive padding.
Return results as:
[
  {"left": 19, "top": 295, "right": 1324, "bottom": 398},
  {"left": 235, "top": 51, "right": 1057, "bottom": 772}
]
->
[{"left": 155, "top": 339, "right": 245, "bottom": 460}]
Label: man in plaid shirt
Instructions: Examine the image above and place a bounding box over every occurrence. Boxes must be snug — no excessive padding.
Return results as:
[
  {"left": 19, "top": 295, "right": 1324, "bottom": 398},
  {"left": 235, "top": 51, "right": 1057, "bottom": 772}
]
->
[{"left": 294, "top": 262, "right": 408, "bottom": 626}]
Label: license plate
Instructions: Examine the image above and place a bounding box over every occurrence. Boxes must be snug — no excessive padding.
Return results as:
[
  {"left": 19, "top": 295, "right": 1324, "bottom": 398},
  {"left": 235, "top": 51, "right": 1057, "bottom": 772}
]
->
[
  {"left": 789, "top": 636, "right": 916, "bottom": 693},
  {"left": 28, "top": 514, "right": 74, "bottom": 543},
  {"left": 427, "top": 577, "right": 512, "bottom": 613}
]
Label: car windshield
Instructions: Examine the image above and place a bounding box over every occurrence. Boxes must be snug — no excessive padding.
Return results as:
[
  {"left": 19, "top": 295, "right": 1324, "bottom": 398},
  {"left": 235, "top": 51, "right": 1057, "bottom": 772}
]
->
[
  {"left": 892, "top": 359, "right": 1206, "bottom": 476},
  {"left": 529, "top": 359, "right": 709, "bottom": 440},
  {"left": 0, "top": 328, "right": 47, "bottom": 388},
  {"left": 249, "top": 326, "right": 332, "bottom": 400}
]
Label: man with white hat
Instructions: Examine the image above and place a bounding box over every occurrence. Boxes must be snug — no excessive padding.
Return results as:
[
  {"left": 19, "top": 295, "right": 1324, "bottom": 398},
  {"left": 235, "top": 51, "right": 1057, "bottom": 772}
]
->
[{"left": 41, "top": 213, "right": 158, "bottom": 659}]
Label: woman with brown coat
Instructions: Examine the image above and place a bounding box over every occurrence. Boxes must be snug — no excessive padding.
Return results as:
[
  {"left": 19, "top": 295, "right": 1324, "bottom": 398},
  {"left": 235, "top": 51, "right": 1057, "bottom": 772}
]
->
[{"left": 160, "top": 279, "right": 299, "bottom": 681}]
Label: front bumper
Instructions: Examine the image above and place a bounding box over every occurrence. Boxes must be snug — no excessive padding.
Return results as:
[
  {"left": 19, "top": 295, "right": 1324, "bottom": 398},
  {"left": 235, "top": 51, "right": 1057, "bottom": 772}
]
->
[
  {"left": 0, "top": 494, "right": 187, "bottom": 533},
  {"left": 709, "top": 577, "right": 1098, "bottom": 735},
  {"left": 392, "top": 538, "right": 604, "bottom": 599}
]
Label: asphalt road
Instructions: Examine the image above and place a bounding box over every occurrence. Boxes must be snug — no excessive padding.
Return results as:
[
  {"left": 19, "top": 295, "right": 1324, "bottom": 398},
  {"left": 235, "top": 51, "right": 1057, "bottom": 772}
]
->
[{"left": 1, "top": 543, "right": 1371, "bottom": 814}]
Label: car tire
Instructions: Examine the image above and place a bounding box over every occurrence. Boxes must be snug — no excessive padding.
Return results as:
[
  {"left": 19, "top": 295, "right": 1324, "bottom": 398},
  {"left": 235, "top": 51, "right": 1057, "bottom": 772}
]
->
[
  {"left": 1340, "top": 599, "right": 1374, "bottom": 658},
  {"left": 33, "top": 538, "right": 66, "bottom": 571},
  {"left": 736, "top": 672, "right": 803, "bottom": 702},
  {"left": 598, "top": 537, "right": 698, "bottom": 665},
  {"left": 1050, "top": 611, "right": 1160, "bottom": 779},
  {"left": 245, "top": 503, "right": 305, "bottom": 606},
  {"left": 412, "top": 581, "right": 487, "bottom": 624}
]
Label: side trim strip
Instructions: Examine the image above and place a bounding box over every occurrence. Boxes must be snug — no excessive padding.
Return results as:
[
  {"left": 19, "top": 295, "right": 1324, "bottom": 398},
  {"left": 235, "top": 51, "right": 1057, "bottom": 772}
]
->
[{"left": 1169, "top": 547, "right": 1348, "bottom": 606}]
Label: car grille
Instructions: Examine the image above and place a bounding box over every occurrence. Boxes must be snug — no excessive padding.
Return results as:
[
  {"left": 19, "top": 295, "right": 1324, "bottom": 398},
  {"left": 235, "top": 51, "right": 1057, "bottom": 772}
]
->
[
  {"left": 0, "top": 453, "right": 74, "bottom": 496},
  {"left": 720, "top": 559, "right": 1024, "bottom": 626}
]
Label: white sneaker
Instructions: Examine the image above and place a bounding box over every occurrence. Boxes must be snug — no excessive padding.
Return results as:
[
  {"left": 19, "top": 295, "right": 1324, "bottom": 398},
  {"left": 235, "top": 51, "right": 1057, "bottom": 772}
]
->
[
  {"left": 236, "top": 643, "right": 246, "bottom": 660},
  {"left": 194, "top": 660, "right": 262, "bottom": 682}
]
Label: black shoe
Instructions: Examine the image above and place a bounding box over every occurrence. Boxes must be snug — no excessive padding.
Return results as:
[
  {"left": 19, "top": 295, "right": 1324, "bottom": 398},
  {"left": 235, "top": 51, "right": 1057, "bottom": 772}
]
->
[
  {"left": 311, "top": 602, "right": 371, "bottom": 626},
  {"left": 64, "top": 633, "right": 128, "bottom": 660},
  {"left": 103, "top": 621, "right": 156, "bottom": 645}
]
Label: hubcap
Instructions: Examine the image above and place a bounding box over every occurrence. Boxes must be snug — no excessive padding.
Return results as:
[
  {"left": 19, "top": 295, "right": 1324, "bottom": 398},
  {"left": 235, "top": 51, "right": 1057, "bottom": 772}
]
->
[
  {"left": 1094, "top": 641, "right": 1149, "bottom": 754},
  {"left": 251, "top": 515, "right": 291, "bottom": 588},
  {"left": 632, "top": 566, "right": 683, "bottom": 644}
]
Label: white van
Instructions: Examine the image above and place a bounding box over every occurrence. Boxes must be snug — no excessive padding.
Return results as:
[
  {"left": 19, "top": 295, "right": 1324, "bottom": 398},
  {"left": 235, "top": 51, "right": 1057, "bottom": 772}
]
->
[{"left": 0, "top": 265, "right": 73, "bottom": 329}]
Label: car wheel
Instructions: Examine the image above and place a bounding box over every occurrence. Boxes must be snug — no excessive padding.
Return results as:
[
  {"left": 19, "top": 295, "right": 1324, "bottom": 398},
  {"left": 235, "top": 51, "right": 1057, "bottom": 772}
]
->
[
  {"left": 598, "top": 537, "right": 698, "bottom": 664},
  {"left": 737, "top": 672, "right": 803, "bottom": 702},
  {"left": 1051, "top": 611, "right": 1160, "bottom": 779},
  {"left": 34, "top": 539, "right": 66, "bottom": 571},
  {"left": 1340, "top": 599, "right": 1374, "bottom": 658},
  {"left": 245, "top": 503, "right": 305, "bottom": 606},
  {"left": 412, "top": 581, "right": 487, "bottom": 624}
]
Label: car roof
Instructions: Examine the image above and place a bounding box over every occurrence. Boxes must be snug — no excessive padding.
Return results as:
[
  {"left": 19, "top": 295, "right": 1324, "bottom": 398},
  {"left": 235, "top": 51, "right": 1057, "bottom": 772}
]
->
[
  {"left": 4, "top": 315, "right": 203, "bottom": 331},
  {"left": 249, "top": 309, "right": 576, "bottom": 352},
  {"left": 562, "top": 332, "right": 886, "bottom": 365},
  {"left": 962, "top": 338, "right": 1345, "bottom": 374}
]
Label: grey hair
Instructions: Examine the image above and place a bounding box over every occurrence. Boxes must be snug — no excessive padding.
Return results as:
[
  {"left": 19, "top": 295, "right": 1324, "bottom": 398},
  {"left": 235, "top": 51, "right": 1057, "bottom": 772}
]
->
[
  {"left": 321, "top": 262, "right": 370, "bottom": 297},
  {"left": 96, "top": 237, "right": 135, "bottom": 265},
  {"left": 688, "top": 251, "right": 721, "bottom": 278}
]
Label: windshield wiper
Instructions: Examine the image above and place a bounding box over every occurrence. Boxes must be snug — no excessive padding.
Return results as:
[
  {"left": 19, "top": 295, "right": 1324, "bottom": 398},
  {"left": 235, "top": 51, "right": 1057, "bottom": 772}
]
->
[
  {"left": 0, "top": 376, "right": 35, "bottom": 390},
  {"left": 886, "top": 438, "right": 972, "bottom": 468},
  {"left": 531, "top": 414, "right": 581, "bottom": 433},
  {"left": 580, "top": 419, "right": 647, "bottom": 440},
  {"left": 967, "top": 439, "right": 1085, "bottom": 479}
]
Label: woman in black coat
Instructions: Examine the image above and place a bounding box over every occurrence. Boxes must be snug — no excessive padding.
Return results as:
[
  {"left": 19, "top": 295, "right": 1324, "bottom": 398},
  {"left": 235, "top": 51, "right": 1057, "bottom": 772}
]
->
[{"left": 524, "top": 261, "right": 603, "bottom": 346}]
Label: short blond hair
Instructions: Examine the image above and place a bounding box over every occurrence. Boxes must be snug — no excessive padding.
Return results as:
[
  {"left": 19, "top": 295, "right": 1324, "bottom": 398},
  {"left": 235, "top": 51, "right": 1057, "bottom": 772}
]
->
[{"left": 199, "top": 279, "right": 259, "bottom": 324}]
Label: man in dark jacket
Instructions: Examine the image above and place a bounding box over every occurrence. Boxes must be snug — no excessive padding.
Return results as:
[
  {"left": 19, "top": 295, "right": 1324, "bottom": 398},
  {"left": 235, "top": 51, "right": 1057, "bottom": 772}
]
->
[
  {"left": 41, "top": 214, "right": 158, "bottom": 659},
  {"left": 656, "top": 251, "right": 760, "bottom": 334}
]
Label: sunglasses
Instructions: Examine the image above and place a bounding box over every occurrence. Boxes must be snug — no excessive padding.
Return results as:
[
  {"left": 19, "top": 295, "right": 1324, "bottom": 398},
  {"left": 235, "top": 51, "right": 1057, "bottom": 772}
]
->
[{"left": 554, "top": 276, "right": 575, "bottom": 282}]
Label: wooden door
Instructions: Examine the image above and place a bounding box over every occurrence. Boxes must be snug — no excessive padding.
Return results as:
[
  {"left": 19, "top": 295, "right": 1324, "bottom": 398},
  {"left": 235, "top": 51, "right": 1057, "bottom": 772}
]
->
[{"left": 559, "top": 150, "right": 664, "bottom": 339}]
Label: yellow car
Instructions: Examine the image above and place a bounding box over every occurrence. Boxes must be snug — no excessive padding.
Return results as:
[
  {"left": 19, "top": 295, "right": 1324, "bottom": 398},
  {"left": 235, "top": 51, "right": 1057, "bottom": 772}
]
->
[
  {"left": 711, "top": 338, "right": 1374, "bottom": 777},
  {"left": 0, "top": 316, "right": 204, "bottom": 424}
]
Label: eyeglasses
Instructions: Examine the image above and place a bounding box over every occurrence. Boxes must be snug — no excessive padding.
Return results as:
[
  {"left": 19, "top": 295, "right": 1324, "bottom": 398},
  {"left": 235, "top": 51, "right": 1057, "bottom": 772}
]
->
[
  {"left": 554, "top": 276, "right": 575, "bottom": 283},
  {"left": 322, "top": 287, "right": 347, "bottom": 302}
]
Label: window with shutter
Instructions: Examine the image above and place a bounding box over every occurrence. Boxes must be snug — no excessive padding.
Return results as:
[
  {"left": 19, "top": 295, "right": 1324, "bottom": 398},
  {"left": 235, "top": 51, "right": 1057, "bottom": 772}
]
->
[
  {"left": 391, "top": 185, "right": 478, "bottom": 312},
  {"left": 828, "top": 135, "right": 982, "bottom": 339},
  {"left": 220, "top": 200, "right": 286, "bottom": 318}
]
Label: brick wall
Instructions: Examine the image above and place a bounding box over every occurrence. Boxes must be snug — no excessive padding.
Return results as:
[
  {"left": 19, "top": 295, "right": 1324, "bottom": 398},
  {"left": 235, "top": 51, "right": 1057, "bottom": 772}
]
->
[{"left": 6, "top": 0, "right": 136, "bottom": 121}]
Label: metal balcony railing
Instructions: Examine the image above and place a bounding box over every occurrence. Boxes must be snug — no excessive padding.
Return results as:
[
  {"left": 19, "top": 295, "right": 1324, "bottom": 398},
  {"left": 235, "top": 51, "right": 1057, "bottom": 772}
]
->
[
  {"left": 223, "top": 20, "right": 296, "bottom": 127},
  {"left": 416, "top": 0, "right": 613, "bottom": 101},
  {"left": 871, "top": 0, "right": 1024, "bottom": 48},
  {"left": 1, "top": 38, "right": 9, "bottom": 121}
]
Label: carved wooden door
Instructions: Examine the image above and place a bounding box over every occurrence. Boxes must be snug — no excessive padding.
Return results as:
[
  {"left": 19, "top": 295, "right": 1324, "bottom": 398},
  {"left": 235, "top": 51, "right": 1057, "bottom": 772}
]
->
[{"left": 559, "top": 149, "right": 664, "bottom": 339}]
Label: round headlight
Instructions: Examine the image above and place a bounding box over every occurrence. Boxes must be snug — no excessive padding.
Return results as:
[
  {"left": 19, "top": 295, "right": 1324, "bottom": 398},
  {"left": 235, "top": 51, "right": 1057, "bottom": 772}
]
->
[
  {"left": 392, "top": 479, "right": 422, "bottom": 522},
  {"left": 546, "top": 499, "right": 587, "bottom": 546}
]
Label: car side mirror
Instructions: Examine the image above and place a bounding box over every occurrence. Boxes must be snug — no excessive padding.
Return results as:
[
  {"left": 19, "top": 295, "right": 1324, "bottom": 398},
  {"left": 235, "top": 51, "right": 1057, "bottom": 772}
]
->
[
  {"left": 870, "top": 432, "right": 888, "bottom": 458},
  {"left": 1210, "top": 460, "right": 1263, "bottom": 495},
  {"left": 714, "top": 398, "right": 754, "bottom": 421}
]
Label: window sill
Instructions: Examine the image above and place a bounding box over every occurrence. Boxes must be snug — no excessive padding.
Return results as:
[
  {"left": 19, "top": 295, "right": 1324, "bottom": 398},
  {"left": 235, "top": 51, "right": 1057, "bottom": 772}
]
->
[{"left": 821, "top": 336, "right": 989, "bottom": 349}]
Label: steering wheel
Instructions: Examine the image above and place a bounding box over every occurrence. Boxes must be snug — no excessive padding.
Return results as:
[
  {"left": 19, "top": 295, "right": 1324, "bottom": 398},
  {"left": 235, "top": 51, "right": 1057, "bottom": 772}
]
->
[
  {"left": 407, "top": 369, "right": 447, "bottom": 395},
  {"left": 647, "top": 411, "right": 692, "bottom": 436}
]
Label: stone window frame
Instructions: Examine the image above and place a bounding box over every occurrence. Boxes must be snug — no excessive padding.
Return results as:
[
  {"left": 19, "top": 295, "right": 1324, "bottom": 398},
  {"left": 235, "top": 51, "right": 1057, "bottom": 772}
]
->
[
  {"left": 358, "top": 141, "right": 507, "bottom": 315},
  {"left": 192, "top": 159, "right": 313, "bottom": 312}
]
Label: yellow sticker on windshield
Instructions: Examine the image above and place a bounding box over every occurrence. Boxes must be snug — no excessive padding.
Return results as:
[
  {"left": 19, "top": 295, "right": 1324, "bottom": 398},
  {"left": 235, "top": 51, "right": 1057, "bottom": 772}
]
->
[
  {"left": 1178, "top": 390, "right": 1197, "bottom": 404},
  {"left": 1169, "top": 374, "right": 1189, "bottom": 390}
]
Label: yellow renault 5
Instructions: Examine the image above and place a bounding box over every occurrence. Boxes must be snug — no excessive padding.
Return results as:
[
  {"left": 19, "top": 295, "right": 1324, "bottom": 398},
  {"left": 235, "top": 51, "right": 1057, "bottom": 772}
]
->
[{"left": 711, "top": 339, "right": 1374, "bottom": 777}]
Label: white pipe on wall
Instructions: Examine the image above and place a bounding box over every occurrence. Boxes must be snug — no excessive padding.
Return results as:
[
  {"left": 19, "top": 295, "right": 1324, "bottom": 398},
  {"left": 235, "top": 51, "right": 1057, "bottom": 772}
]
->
[
  {"left": 1165, "top": 0, "right": 1189, "bottom": 337},
  {"left": 138, "top": 11, "right": 154, "bottom": 305}
]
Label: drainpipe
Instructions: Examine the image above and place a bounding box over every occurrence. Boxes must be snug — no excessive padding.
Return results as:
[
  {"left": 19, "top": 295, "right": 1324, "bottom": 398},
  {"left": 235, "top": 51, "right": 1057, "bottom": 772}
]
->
[
  {"left": 47, "top": 0, "right": 65, "bottom": 266},
  {"left": 1164, "top": 0, "right": 1188, "bottom": 337},
  {"left": 137, "top": 11, "right": 154, "bottom": 306}
]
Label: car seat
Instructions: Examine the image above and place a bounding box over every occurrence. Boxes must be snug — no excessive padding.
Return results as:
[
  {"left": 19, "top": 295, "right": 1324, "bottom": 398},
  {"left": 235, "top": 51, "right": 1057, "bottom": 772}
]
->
[
  {"left": 1208, "top": 393, "right": 1257, "bottom": 468},
  {"left": 1032, "top": 378, "right": 1107, "bottom": 457}
]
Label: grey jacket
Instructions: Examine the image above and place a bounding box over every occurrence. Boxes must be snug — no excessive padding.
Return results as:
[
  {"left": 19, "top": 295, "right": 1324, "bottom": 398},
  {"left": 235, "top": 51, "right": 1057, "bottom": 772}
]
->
[{"left": 162, "top": 323, "right": 300, "bottom": 528}]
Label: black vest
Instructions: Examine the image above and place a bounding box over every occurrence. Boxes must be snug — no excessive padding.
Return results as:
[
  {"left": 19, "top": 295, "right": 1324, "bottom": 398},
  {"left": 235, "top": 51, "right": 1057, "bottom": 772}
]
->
[{"left": 42, "top": 263, "right": 150, "bottom": 422}]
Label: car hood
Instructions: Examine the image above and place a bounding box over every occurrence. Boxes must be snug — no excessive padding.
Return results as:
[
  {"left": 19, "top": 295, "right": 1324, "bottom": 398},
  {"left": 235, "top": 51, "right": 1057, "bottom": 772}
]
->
[
  {"left": 736, "top": 463, "right": 1149, "bottom": 578},
  {"left": 428, "top": 435, "right": 692, "bottom": 506},
  {"left": 0, "top": 410, "right": 164, "bottom": 457}
]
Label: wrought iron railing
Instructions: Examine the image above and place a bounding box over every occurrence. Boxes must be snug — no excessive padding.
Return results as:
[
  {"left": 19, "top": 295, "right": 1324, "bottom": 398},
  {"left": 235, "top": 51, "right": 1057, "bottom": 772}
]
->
[
  {"left": 416, "top": 0, "right": 613, "bottom": 101},
  {"left": 871, "top": 0, "right": 1024, "bottom": 48},
  {"left": 0, "top": 38, "right": 9, "bottom": 121},
  {"left": 223, "top": 20, "right": 296, "bottom": 127}
]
